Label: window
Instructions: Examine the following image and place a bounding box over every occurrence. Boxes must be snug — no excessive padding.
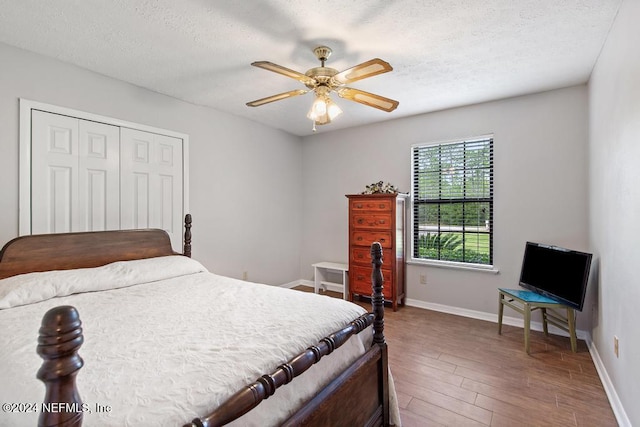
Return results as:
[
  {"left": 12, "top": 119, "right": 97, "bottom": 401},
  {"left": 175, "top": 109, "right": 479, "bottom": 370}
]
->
[{"left": 411, "top": 136, "right": 493, "bottom": 266}]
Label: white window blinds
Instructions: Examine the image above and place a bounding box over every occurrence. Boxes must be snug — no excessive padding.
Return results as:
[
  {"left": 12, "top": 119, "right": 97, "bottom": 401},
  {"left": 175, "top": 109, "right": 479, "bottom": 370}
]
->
[{"left": 411, "top": 137, "right": 494, "bottom": 265}]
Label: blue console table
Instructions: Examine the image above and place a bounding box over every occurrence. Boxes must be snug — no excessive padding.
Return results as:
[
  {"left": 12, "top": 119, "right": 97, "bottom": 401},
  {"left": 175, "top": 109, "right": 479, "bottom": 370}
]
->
[{"left": 498, "top": 288, "right": 577, "bottom": 354}]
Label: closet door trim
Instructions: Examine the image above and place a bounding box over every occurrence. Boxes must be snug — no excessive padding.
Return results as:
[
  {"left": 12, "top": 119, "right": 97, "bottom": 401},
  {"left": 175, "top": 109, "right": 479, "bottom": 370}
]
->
[{"left": 19, "top": 98, "right": 190, "bottom": 237}]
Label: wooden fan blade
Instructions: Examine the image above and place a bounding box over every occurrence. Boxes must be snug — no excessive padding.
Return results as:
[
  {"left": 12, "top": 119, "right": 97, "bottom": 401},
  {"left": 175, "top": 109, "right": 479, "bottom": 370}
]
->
[
  {"left": 251, "top": 61, "right": 316, "bottom": 86},
  {"left": 336, "top": 88, "right": 399, "bottom": 112},
  {"left": 246, "top": 89, "right": 308, "bottom": 107},
  {"left": 332, "top": 58, "right": 393, "bottom": 85}
]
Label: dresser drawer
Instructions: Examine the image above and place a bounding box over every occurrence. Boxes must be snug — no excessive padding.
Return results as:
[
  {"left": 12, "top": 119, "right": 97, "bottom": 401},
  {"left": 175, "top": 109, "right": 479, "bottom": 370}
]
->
[
  {"left": 350, "top": 246, "right": 372, "bottom": 265},
  {"left": 351, "top": 231, "right": 392, "bottom": 248},
  {"left": 350, "top": 265, "right": 392, "bottom": 299},
  {"left": 351, "top": 213, "right": 392, "bottom": 229},
  {"left": 350, "top": 199, "right": 393, "bottom": 212},
  {"left": 350, "top": 246, "right": 394, "bottom": 266}
]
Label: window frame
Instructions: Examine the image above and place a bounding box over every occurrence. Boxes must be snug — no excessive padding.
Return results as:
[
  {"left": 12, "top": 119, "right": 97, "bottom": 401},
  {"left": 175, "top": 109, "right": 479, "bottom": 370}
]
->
[{"left": 410, "top": 135, "right": 495, "bottom": 270}]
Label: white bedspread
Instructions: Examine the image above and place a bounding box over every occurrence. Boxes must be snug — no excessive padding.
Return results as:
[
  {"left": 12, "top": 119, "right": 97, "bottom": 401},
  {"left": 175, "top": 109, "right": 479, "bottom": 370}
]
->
[{"left": 0, "top": 256, "right": 397, "bottom": 426}]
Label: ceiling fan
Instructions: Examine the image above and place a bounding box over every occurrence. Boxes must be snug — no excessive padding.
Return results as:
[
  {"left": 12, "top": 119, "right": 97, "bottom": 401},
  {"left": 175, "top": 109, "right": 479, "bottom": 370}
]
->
[{"left": 246, "top": 46, "right": 399, "bottom": 130}]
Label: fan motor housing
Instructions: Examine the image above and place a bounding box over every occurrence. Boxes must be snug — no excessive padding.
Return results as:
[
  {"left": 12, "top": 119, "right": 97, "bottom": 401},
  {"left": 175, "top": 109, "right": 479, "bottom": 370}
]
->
[{"left": 305, "top": 67, "right": 339, "bottom": 89}]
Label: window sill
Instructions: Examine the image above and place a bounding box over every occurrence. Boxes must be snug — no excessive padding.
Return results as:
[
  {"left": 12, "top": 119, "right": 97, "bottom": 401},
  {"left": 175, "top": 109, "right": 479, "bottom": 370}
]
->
[{"left": 408, "top": 258, "right": 500, "bottom": 274}]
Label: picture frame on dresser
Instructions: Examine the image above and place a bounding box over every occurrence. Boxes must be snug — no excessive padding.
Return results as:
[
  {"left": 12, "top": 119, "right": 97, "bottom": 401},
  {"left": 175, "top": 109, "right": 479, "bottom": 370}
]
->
[{"left": 347, "top": 193, "right": 407, "bottom": 311}]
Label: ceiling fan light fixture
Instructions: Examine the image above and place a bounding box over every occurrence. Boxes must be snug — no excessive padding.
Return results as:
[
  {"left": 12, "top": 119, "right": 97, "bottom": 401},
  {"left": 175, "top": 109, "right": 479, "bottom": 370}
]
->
[
  {"left": 307, "top": 94, "right": 342, "bottom": 127},
  {"left": 307, "top": 95, "right": 327, "bottom": 119},
  {"left": 326, "top": 97, "right": 343, "bottom": 120}
]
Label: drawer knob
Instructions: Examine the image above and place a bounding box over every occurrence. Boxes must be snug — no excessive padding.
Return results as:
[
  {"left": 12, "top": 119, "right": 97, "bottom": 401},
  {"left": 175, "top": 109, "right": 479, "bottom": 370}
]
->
[{"left": 357, "top": 218, "right": 364, "bottom": 224}]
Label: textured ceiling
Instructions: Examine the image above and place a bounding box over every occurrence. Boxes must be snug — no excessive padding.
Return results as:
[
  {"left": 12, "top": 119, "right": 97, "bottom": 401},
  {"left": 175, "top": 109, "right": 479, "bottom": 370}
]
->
[{"left": 0, "top": 0, "right": 622, "bottom": 136}]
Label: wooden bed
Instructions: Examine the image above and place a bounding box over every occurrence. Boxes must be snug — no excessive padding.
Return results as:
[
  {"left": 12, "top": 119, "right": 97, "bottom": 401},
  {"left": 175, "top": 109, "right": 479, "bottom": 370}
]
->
[{"left": 0, "top": 215, "right": 391, "bottom": 427}]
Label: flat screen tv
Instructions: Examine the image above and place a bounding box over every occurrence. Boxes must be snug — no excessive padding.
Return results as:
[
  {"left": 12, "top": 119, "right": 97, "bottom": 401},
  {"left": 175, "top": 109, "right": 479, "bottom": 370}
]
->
[{"left": 519, "top": 242, "right": 592, "bottom": 311}]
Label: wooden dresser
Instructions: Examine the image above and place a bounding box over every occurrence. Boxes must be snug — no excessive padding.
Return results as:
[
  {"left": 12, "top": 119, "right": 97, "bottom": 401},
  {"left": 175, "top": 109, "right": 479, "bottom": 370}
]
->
[{"left": 347, "top": 193, "right": 407, "bottom": 311}]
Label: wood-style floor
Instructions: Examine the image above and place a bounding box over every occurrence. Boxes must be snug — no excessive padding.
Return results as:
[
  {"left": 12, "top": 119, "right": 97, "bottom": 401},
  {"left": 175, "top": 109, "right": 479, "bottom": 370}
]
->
[{"left": 295, "top": 287, "right": 618, "bottom": 426}]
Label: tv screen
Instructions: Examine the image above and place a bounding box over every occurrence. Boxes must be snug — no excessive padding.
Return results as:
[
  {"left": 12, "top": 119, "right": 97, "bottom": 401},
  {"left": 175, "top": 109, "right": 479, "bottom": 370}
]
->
[{"left": 519, "top": 242, "right": 592, "bottom": 311}]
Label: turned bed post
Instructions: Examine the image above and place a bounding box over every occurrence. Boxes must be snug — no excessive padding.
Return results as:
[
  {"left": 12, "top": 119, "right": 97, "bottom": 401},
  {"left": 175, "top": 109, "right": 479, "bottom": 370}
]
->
[
  {"left": 183, "top": 214, "right": 192, "bottom": 258},
  {"left": 37, "top": 305, "right": 84, "bottom": 427},
  {"left": 370, "top": 241, "right": 390, "bottom": 426},
  {"left": 370, "top": 242, "right": 385, "bottom": 345}
]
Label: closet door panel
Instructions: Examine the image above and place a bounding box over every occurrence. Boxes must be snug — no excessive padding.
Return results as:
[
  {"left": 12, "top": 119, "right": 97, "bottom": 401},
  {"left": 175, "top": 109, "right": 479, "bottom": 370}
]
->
[
  {"left": 31, "top": 111, "right": 79, "bottom": 234},
  {"left": 78, "top": 120, "right": 120, "bottom": 231},
  {"left": 120, "top": 128, "right": 153, "bottom": 230},
  {"left": 155, "top": 134, "right": 183, "bottom": 247},
  {"left": 48, "top": 166, "right": 74, "bottom": 232},
  {"left": 133, "top": 172, "right": 151, "bottom": 228},
  {"left": 120, "top": 129, "right": 183, "bottom": 249}
]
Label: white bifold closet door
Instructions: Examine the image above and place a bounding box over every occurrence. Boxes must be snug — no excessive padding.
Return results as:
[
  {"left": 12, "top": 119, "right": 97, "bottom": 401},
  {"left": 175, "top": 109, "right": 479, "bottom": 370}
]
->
[
  {"left": 120, "top": 128, "right": 183, "bottom": 248},
  {"left": 30, "top": 110, "right": 183, "bottom": 249},
  {"left": 31, "top": 110, "right": 120, "bottom": 234}
]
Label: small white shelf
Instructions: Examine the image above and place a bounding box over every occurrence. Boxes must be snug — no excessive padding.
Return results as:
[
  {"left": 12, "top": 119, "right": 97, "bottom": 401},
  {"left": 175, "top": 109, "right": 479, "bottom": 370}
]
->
[{"left": 312, "top": 262, "right": 349, "bottom": 300}]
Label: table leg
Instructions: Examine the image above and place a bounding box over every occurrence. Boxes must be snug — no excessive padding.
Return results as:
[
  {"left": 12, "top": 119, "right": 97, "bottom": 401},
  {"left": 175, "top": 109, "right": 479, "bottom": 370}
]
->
[
  {"left": 542, "top": 308, "right": 549, "bottom": 336},
  {"left": 524, "top": 302, "right": 531, "bottom": 354},
  {"left": 498, "top": 292, "right": 504, "bottom": 335},
  {"left": 568, "top": 308, "right": 577, "bottom": 352},
  {"left": 313, "top": 267, "right": 320, "bottom": 294},
  {"left": 342, "top": 270, "right": 348, "bottom": 300}
]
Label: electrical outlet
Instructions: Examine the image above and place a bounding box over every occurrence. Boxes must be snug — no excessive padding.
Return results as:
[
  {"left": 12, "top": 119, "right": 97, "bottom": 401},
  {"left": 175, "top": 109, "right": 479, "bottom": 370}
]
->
[
  {"left": 614, "top": 336, "right": 619, "bottom": 358},
  {"left": 242, "top": 271, "right": 248, "bottom": 281},
  {"left": 419, "top": 274, "right": 427, "bottom": 285}
]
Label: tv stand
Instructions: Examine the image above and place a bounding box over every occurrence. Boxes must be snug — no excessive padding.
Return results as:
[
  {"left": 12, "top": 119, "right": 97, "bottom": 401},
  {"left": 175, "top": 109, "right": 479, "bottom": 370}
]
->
[{"left": 498, "top": 288, "right": 577, "bottom": 354}]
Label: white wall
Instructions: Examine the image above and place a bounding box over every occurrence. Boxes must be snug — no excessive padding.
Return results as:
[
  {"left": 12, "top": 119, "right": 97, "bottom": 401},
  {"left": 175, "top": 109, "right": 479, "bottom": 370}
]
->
[
  {"left": 301, "top": 86, "right": 591, "bottom": 328},
  {"left": 0, "top": 42, "right": 303, "bottom": 285},
  {"left": 588, "top": 0, "right": 639, "bottom": 424}
]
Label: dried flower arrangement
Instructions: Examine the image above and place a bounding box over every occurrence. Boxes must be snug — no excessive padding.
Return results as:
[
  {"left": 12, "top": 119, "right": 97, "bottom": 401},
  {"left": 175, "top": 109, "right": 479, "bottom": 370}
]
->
[{"left": 361, "top": 181, "right": 399, "bottom": 194}]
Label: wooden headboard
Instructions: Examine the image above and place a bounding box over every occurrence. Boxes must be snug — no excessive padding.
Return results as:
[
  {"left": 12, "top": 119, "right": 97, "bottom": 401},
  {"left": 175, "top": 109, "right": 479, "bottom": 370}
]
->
[{"left": 0, "top": 215, "right": 192, "bottom": 280}]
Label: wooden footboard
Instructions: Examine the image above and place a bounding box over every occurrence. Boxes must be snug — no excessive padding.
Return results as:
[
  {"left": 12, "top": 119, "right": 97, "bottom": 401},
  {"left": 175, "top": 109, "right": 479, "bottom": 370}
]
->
[
  {"left": 32, "top": 240, "right": 390, "bottom": 427},
  {"left": 283, "top": 344, "right": 387, "bottom": 427}
]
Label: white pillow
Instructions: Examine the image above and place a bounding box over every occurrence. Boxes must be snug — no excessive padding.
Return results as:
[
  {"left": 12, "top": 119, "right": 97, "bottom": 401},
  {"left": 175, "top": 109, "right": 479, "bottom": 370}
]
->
[{"left": 0, "top": 255, "right": 207, "bottom": 309}]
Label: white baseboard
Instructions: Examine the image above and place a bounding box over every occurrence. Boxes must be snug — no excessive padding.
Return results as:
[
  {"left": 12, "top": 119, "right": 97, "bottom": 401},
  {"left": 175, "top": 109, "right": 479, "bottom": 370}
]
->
[
  {"left": 405, "top": 298, "right": 590, "bottom": 339},
  {"left": 280, "top": 280, "right": 307, "bottom": 289},
  {"left": 586, "top": 336, "right": 632, "bottom": 426},
  {"left": 283, "top": 280, "right": 345, "bottom": 294}
]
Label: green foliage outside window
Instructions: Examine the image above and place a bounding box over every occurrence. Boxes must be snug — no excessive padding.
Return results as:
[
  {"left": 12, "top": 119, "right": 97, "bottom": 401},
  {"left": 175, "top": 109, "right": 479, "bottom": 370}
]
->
[{"left": 416, "top": 233, "right": 490, "bottom": 264}]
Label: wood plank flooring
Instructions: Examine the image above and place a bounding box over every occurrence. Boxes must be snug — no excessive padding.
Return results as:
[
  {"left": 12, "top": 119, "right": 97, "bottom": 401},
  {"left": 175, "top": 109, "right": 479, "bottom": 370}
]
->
[{"left": 294, "top": 287, "right": 618, "bottom": 426}]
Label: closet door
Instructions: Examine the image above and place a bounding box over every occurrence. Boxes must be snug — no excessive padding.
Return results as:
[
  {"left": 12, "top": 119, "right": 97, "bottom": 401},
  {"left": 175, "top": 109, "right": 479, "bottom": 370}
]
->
[
  {"left": 31, "top": 111, "right": 79, "bottom": 233},
  {"left": 120, "top": 128, "right": 183, "bottom": 250},
  {"left": 78, "top": 120, "right": 120, "bottom": 231},
  {"left": 31, "top": 111, "right": 119, "bottom": 234}
]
